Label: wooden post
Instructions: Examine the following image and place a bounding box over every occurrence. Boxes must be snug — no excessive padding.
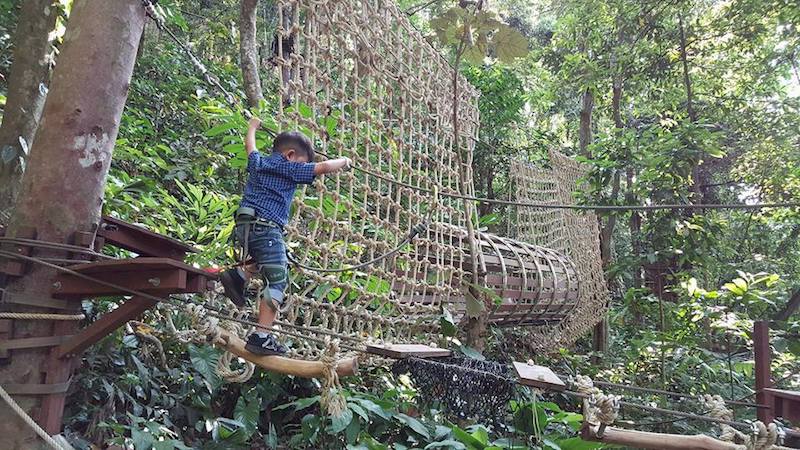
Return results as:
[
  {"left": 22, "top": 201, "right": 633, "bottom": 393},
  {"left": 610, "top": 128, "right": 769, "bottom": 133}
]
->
[
  {"left": 753, "top": 320, "right": 774, "bottom": 424},
  {"left": 0, "top": 1, "right": 146, "bottom": 447}
]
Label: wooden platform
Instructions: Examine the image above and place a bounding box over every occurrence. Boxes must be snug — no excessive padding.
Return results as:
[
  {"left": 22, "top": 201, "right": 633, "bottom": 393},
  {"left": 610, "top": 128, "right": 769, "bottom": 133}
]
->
[
  {"left": 513, "top": 361, "right": 566, "bottom": 391},
  {"left": 366, "top": 343, "right": 452, "bottom": 359},
  {"left": 52, "top": 257, "right": 215, "bottom": 298}
]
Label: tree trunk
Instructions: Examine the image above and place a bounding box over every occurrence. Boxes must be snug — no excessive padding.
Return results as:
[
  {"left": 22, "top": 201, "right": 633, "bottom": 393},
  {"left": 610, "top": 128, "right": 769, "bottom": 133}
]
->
[
  {"left": 239, "top": 0, "right": 263, "bottom": 109},
  {"left": 678, "top": 15, "right": 696, "bottom": 124},
  {"left": 0, "top": 0, "right": 59, "bottom": 223},
  {"left": 578, "top": 88, "right": 594, "bottom": 156},
  {"left": 774, "top": 288, "right": 800, "bottom": 322},
  {"left": 0, "top": 1, "right": 145, "bottom": 447}
]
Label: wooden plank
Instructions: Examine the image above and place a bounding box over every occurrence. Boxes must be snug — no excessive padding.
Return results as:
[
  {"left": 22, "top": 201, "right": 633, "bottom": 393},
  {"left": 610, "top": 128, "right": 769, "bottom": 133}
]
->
[
  {"left": 0, "top": 319, "right": 12, "bottom": 359},
  {"left": 41, "top": 320, "right": 81, "bottom": 434},
  {"left": 0, "top": 226, "right": 36, "bottom": 276},
  {"left": 53, "top": 268, "right": 187, "bottom": 297},
  {"left": 0, "top": 289, "right": 73, "bottom": 310},
  {"left": 64, "top": 257, "right": 210, "bottom": 276},
  {"left": 0, "top": 335, "right": 73, "bottom": 351},
  {"left": 57, "top": 296, "right": 159, "bottom": 358},
  {"left": 99, "top": 216, "right": 197, "bottom": 259},
  {"left": 365, "top": 343, "right": 452, "bottom": 359},
  {"left": 764, "top": 388, "right": 800, "bottom": 423},
  {"left": 513, "top": 361, "right": 566, "bottom": 391}
]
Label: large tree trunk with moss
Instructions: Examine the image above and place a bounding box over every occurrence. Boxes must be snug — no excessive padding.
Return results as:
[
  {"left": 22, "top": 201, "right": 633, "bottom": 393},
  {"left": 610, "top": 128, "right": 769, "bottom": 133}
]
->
[
  {"left": 0, "top": 1, "right": 145, "bottom": 447},
  {"left": 0, "top": 0, "right": 59, "bottom": 223},
  {"left": 239, "top": 0, "right": 263, "bottom": 109}
]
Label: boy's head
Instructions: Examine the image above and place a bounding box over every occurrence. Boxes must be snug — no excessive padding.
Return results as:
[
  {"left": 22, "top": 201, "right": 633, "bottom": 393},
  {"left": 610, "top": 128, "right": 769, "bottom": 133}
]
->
[{"left": 272, "top": 131, "right": 315, "bottom": 163}]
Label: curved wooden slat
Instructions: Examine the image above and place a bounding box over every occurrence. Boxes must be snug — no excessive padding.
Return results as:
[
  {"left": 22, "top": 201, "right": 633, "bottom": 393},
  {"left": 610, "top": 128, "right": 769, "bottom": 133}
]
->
[{"left": 214, "top": 328, "right": 358, "bottom": 378}]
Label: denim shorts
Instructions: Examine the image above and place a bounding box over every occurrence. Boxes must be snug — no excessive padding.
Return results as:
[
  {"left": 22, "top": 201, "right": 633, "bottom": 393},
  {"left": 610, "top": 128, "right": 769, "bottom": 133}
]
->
[{"left": 235, "top": 223, "right": 288, "bottom": 305}]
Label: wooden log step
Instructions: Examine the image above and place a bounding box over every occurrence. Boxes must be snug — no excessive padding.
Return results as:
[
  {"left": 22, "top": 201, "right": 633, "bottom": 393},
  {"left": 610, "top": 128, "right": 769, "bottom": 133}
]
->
[
  {"left": 365, "top": 343, "right": 451, "bottom": 359},
  {"left": 215, "top": 328, "right": 358, "bottom": 379},
  {"left": 513, "top": 361, "right": 566, "bottom": 391}
]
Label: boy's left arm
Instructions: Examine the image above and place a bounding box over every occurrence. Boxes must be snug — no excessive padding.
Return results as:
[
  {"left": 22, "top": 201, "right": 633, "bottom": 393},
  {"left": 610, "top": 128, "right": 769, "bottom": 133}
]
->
[{"left": 245, "top": 117, "right": 261, "bottom": 155}]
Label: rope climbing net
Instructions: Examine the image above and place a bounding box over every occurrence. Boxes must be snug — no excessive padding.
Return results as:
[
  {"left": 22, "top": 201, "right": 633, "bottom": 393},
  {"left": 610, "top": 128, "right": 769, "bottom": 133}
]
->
[
  {"left": 510, "top": 150, "right": 611, "bottom": 350},
  {"left": 271, "top": 0, "right": 481, "bottom": 358}
]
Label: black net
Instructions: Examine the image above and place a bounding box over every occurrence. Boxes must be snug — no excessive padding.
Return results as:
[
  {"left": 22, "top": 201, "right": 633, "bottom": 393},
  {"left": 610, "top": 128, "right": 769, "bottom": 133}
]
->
[{"left": 391, "top": 356, "right": 518, "bottom": 426}]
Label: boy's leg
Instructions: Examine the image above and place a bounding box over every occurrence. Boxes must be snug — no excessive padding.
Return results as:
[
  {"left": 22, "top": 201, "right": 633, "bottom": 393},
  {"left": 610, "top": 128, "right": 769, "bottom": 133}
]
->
[{"left": 244, "top": 226, "right": 290, "bottom": 356}]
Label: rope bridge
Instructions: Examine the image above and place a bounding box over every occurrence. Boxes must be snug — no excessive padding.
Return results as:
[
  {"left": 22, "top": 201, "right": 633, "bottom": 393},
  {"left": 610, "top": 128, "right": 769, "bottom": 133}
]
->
[
  {"left": 273, "top": 0, "right": 479, "bottom": 358},
  {"left": 268, "top": 0, "right": 592, "bottom": 358}
]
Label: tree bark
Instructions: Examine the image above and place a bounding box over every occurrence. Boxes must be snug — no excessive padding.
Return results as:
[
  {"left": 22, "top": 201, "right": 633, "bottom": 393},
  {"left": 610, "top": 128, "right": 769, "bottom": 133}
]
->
[
  {"left": 578, "top": 88, "right": 594, "bottom": 156},
  {"left": 0, "top": 0, "right": 59, "bottom": 223},
  {"left": 0, "top": 1, "right": 145, "bottom": 447},
  {"left": 239, "top": 0, "right": 263, "bottom": 109},
  {"left": 774, "top": 288, "right": 800, "bottom": 322}
]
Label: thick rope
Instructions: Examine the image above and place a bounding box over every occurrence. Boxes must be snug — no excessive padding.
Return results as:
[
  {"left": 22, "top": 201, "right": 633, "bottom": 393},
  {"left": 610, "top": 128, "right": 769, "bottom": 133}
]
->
[
  {"left": 574, "top": 375, "right": 620, "bottom": 428},
  {"left": 319, "top": 338, "right": 347, "bottom": 417},
  {"left": 702, "top": 394, "right": 792, "bottom": 450},
  {"left": 0, "top": 384, "right": 70, "bottom": 450},
  {"left": 0, "top": 312, "right": 85, "bottom": 321}
]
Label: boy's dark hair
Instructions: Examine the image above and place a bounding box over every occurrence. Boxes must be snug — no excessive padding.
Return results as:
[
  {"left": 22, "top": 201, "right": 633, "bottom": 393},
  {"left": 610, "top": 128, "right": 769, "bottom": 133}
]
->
[{"left": 272, "top": 131, "right": 315, "bottom": 161}]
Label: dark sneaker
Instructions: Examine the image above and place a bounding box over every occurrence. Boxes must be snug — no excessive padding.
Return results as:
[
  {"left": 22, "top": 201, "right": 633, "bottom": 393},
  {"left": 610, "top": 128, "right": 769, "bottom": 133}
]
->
[
  {"left": 220, "top": 268, "right": 246, "bottom": 307},
  {"left": 245, "top": 332, "right": 287, "bottom": 356}
]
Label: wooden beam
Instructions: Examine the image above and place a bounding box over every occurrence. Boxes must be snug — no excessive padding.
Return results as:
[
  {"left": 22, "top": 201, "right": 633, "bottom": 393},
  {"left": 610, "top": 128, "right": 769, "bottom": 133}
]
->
[
  {"left": 56, "top": 296, "right": 157, "bottom": 358},
  {"left": 581, "top": 423, "right": 746, "bottom": 450},
  {"left": 215, "top": 328, "right": 358, "bottom": 378},
  {"left": 99, "top": 216, "right": 197, "bottom": 260},
  {"left": 753, "top": 321, "right": 774, "bottom": 424},
  {"left": 366, "top": 343, "right": 452, "bottom": 359},
  {"left": 52, "top": 268, "right": 187, "bottom": 297},
  {"left": 40, "top": 320, "right": 80, "bottom": 434}
]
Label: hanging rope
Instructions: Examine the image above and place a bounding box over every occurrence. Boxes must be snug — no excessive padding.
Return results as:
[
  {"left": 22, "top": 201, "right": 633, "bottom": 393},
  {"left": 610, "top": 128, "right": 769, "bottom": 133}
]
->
[
  {"left": 0, "top": 312, "right": 85, "bottom": 321},
  {"left": 0, "top": 384, "right": 70, "bottom": 450}
]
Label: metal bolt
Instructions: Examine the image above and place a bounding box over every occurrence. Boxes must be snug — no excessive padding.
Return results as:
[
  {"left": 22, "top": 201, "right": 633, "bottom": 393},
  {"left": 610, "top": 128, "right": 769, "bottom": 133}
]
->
[{"left": 52, "top": 281, "right": 62, "bottom": 290}]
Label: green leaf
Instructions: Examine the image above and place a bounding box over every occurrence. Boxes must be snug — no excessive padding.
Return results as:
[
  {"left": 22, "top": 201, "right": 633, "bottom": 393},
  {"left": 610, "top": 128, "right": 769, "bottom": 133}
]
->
[
  {"left": 205, "top": 122, "right": 237, "bottom": 137},
  {"left": 329, "top": 408, "right": 354, "bottom": 434},
  {"left": 458, "top": 345, "right": 485, "bottom": 361},
  {"left": 491, "top": 25, "right": 528, "bottom": 63},
  {"left": 440, "top": 308, "right": 458, "bottom": 337},
  {"left": 353, "top": 398, "right": 392, "bottom": 420},
  {"left": 555, "top": 437, "right": 606, "bottom": 450},
  {"left": 265, "top": 423, "right": 278, "bottom": 449},
  {"left": 234, "top": 395, "right": 260, "bottom": 434},
  {"left": 425, "top": 440, "right": 467, "bottom": 449},
  {"left": 274, "top": 395, "right": 320, "bottom": 411},
  {"left": 131, "top": 428, "right": 155, "bottom": 450},
  {"left": 465, "top": 292, "right": 486, "bottom": 319},
  {"left": 395, "top": 413, "right": 431, "bottom": 439},
  {"left": 188, "top": 344, "right": 220, "bottom": 387},
  {"left": 451, "top": 426, "right": 485, "bottom": 449}
]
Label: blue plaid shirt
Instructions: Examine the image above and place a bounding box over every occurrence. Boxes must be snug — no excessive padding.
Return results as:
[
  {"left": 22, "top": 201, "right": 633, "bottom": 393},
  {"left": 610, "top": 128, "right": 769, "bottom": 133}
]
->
[{"left": 240, "top": 151, "right": 316, "bottom": 226}]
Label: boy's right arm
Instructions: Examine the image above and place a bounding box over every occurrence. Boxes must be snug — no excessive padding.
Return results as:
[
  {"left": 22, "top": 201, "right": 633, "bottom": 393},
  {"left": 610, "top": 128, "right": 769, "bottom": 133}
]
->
[{"left": 314, "top": 157, "right": 351, "bottom": 176}]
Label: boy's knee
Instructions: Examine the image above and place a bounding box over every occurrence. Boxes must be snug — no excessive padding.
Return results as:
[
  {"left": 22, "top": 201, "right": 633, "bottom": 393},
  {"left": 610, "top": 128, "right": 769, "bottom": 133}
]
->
[{"left": 258, "top": 264, "right": 287, "bottom": 286}]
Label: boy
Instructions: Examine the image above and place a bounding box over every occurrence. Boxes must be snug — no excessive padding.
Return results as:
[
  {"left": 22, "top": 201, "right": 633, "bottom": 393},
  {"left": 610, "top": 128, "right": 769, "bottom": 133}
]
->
[{"left": 220, "top": 117, "right": 350, "bottom": 355}]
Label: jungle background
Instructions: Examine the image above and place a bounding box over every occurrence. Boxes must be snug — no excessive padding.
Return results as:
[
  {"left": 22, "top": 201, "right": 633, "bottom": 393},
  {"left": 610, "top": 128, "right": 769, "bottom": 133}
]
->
[{"left": 0, "top": 0, "right": 798, "bottom": 448}]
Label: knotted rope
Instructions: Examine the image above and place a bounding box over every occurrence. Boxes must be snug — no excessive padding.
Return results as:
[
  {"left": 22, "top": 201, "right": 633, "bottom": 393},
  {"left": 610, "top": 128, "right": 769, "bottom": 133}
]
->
[
  {"left": 575, "top": 375, "right": 620, "bottom": 434},
  {"left": 319, "top": 337, "right": 347, "bottom": 417},
  {"left": 702, "top": 394, "right": 791, "bottom": 450}
]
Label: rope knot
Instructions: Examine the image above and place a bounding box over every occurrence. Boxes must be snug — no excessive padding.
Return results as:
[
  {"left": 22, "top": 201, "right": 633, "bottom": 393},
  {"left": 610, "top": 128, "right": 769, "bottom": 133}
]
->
[{"left": 319, "top": 338, "right": 347, "bottom": 418}]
